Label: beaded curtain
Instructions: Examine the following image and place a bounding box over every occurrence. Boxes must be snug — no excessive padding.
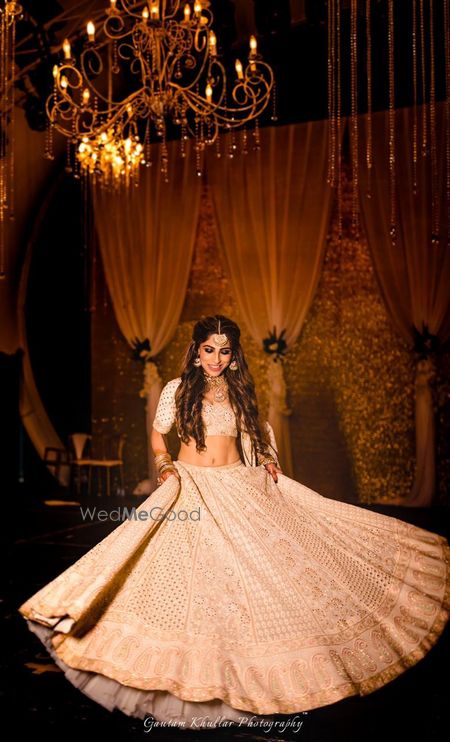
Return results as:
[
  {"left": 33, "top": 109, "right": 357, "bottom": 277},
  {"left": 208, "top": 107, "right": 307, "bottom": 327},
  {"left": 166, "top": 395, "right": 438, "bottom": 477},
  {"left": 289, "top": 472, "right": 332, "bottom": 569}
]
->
[{"left": 91, "top": 162, "right": 450, "bottom": 504}]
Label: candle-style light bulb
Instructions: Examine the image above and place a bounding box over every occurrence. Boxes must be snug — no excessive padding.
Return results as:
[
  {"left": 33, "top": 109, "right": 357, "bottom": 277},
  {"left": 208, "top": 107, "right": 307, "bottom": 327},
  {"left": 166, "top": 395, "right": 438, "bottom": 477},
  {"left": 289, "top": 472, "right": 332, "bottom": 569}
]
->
[
  {"left": 82, "top": 88, "right": 90, "bottom": 105},
  {"left": 205, "top": 83, "right": 213, "bottom": 102},
  {"left": 235, "top": 59, "right": 244, "bottom": 79},
  {"left": 52, "top": 65, "right": 58, "bottom": 79},
  {"left": 150, "top": 1, "right": 159, "bottom": 19},
  {"left": 87, "top": 21, "right": 95, "bottom": 42},
  {"left": 249, "top": 35, "right": 257, "bottom": 55},
  {"left": 142, "top": 6, "right": 149, "bottom": 21},
  {"left": 62, "top": 38, "right": 71, "bottom": 60},
  {"left": 209, "top": 31, "right": 216, "bottom": 55},
  {"left": 110, "top": 0, "right": 117, "bottom": 9},
  {"left": 184, "top": 3, "right": 191, "bottom": 22},
  {"left": 194, "top": 1, "right": 201, "bottom": 16},
  {"left": 60, "top": 75, "right": 68, "bottom": 89}
]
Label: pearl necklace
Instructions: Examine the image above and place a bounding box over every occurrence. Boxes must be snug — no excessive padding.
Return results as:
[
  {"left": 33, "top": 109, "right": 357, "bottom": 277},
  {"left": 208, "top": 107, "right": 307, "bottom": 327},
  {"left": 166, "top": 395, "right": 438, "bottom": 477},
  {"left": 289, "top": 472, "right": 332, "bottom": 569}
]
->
[{"left": 203, "top": 371, "right": 228, "bottom": 403}]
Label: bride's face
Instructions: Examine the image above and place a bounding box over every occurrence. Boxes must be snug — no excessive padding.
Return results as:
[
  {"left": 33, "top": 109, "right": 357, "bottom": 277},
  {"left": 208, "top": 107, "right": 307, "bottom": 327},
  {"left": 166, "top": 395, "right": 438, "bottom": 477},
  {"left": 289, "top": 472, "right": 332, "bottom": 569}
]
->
[{"left": 198, "top": 335, "right": 233, "bottom": 376}]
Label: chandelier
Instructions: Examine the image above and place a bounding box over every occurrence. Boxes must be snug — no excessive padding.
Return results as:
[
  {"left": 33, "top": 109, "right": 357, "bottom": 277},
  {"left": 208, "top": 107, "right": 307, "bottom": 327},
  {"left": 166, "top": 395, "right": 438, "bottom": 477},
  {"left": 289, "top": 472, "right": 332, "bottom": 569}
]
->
[{"left": 48, "top": 0, "right": 275, "bottom": 186}]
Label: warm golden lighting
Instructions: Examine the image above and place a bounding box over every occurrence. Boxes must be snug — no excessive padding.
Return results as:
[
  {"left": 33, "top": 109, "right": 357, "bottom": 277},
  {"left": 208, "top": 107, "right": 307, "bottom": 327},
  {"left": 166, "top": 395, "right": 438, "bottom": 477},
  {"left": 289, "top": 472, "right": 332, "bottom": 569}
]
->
[
  {"left": 86, "top": 21, "right": 95, "bottom": 42},
  {"left": 0, "top": 0, "right": 22, "bottom": 277},
  {"left": 47, "top": 1, "right": 274, "bottom": 186},
  {"left": 209, "top": 30, "right": 216, "bottom": 55},
  {"left": 62, "top": 38, "right": 71, "bottom": 60}
]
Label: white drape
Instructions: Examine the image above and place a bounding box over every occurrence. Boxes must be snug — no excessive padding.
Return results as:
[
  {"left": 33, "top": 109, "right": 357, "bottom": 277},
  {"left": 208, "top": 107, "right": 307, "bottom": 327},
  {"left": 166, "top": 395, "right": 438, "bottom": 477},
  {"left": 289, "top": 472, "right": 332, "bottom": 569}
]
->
[
  {"left": 93, "top": 140, "right": 201, "bottom": 491},
  {"left": 207, "top": 120, "right": 337, "bottom": 476},
  {"left": 355, "top": 103, "right": 450, "bottom": 505}
]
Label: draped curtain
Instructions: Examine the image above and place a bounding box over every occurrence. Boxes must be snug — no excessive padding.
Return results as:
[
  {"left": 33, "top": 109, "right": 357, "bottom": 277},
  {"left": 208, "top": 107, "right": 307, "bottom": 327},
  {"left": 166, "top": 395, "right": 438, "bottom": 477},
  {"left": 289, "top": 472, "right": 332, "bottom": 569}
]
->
[
  {"left": 207, "top": 120, "right": 337, "bottom": 477},
  {"left": 356, "top": 102, "right": 450, "bottom": 505},
  {"left": 93, "top": 140, "right": 201, "bottom": 491}
]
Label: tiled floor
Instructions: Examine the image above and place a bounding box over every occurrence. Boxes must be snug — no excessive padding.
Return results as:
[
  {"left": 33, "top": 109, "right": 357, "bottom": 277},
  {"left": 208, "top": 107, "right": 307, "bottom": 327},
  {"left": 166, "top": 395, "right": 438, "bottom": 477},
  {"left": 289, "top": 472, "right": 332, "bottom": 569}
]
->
[{"left": 5, "top": 488, "right": 450, "bottom": 741}]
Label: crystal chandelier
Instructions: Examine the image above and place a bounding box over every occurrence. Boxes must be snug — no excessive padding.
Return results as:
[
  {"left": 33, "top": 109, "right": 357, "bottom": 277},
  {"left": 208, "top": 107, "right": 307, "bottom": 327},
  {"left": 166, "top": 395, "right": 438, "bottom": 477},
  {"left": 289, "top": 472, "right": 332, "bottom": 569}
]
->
[{"left": 48, "top": 0, "right": 275, "bottom": 186}]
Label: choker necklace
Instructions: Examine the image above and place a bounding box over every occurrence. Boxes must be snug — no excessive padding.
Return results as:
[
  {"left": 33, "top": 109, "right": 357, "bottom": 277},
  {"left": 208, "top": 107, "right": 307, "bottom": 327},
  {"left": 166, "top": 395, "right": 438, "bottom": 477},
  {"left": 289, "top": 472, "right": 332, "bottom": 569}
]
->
[{"left": 203, "top": 371, "right": 228, "bottom": 402}]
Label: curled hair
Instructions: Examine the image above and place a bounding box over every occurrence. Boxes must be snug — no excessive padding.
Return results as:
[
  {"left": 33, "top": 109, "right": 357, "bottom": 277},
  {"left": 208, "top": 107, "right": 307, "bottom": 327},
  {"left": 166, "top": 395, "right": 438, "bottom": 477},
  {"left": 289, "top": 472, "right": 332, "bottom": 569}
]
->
[{"left": 175, "top": 314, "right": 276, "bottom": 462}]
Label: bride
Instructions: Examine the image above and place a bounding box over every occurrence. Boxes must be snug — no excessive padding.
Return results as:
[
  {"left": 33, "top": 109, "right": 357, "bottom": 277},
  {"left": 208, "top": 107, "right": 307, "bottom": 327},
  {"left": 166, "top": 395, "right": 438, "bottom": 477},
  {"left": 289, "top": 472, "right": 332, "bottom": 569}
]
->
[{"left": 19, "top": 314, "right": 450, "bottom": 731}]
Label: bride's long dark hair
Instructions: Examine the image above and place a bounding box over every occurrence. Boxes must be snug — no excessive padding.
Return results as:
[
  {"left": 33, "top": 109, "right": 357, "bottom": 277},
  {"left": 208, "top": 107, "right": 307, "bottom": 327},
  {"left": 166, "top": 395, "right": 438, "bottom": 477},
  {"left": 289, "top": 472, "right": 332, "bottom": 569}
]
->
[{"left": 175, "top": 314, "right": 276, "bottom": 462}]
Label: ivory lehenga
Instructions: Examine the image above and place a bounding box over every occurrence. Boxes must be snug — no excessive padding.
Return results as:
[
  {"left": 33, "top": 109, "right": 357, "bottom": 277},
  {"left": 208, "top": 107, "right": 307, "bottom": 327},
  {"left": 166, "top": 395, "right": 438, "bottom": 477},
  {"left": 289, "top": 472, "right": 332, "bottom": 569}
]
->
[{"left": 19, "top": 378, "right": 450, "bottom": 728}]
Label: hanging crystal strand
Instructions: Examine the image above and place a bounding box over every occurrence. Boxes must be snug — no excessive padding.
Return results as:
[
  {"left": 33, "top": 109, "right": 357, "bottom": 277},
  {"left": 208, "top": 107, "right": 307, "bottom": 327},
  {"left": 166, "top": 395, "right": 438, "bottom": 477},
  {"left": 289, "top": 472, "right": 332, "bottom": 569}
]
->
[
  {"left": 419, "top": 0, "right": 427, "bottom": 156},
  {"left": 444, "top": 0, "right": 450, "bottom": 246},
  {"left": 388, "top": 0, "right": 397, "bottom": 247},
  {"left": 161, "top": 128, "right": 169, "bottom": 183},
  {"left": 241, "top": 125, "right": 248, "bottom": 155},
  {"left": 0, "top": 3, "right": 19, "bottom": 278},
  {"left": 230, "top": 126, "right": 236, "bottom": 157},
  {"left": 350, "top": 0, "right": 359, "bottom": 237},
  {"left": 8, "top": 10, "right": 16, "bottom": 225},
  {"left": 412, "top": 0, "right": 418, "bottom": 195},
  {"left": 194, "top": 113, "right": 201, "bottom": 174},
  {"left": 89, "top": 180, "right": 97, "bottom": 313},
  {"left": 45, "top": 66, "right": 57, "bottom": 161},
  {"left": 336, "top": 0, "right": 342, "bottom": 240},
  {"left": 215, "top": 131, "right": 221, "bottom": 158},
  {"left": 428, "top": 0, "right": 439, "bottom": 248},
  {"left": 0, "top": 8, "right": 6, "bottom": 277},
  {"left": 270, "top": 78, "right": 278, "bottom": 123},
  {"left": 144, "top": 117, "right": 152, "bottom": 166},
  {"left": 65, "top": 137, "right": 72, "bottom": 174},
  {"left": 365, "top": 0, "right": 372, "bottom": 199},
  {"left": 253, "top": 117, "right": 261, "bottom": 151},
  {"left": 327, "top": 0, "right": 336, "bottom": 187},
  {"left": 81, "top": 171, "right": 90, "bottom": 313}
]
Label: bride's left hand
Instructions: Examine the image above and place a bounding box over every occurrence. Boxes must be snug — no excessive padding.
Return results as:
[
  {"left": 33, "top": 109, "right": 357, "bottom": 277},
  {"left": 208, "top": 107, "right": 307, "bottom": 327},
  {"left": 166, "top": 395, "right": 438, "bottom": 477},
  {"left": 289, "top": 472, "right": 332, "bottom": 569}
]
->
[{"left": 264, "top": 462, "right": 283, "bottom": 483}]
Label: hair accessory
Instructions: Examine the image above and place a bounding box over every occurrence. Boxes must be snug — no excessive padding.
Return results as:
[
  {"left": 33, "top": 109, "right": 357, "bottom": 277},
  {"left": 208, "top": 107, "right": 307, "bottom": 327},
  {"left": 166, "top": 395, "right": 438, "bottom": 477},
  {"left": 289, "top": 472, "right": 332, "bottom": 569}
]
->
[{"left": 211, "top": 318, "right": 228, "bottom": 348}]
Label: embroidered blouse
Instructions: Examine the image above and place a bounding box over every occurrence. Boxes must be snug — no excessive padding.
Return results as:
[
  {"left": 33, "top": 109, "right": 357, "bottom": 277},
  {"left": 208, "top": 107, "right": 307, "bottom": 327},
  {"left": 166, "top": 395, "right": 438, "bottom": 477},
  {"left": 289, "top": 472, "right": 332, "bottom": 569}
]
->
[
  {"left": 152, "top": 377, "right": 239, "bottom": 438},
  {"left": 152, "top": 377, "right": 279, "bottom": 467}
]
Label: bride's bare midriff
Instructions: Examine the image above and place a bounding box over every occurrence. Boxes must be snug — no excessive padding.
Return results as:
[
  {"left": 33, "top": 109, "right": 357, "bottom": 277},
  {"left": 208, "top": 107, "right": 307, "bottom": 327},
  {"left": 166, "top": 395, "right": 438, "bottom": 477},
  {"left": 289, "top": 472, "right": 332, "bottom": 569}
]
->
[{"left": 177, "top": 436, "right": 241, "bottom": 467}]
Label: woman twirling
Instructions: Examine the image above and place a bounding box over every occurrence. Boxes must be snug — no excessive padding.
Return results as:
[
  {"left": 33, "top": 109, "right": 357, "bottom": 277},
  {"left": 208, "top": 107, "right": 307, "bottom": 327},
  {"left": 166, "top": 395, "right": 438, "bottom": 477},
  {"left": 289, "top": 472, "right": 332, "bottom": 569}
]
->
[{"left": 18, "top": 314, "right": 450, "bottom": 729}]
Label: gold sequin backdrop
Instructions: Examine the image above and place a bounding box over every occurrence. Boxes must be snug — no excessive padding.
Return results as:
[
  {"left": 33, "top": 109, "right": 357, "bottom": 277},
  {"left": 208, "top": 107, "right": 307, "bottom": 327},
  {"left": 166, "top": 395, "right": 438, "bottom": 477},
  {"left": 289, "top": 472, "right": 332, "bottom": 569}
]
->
[{"left": 92, "top": 162, "right": 450, "bottom": 504}]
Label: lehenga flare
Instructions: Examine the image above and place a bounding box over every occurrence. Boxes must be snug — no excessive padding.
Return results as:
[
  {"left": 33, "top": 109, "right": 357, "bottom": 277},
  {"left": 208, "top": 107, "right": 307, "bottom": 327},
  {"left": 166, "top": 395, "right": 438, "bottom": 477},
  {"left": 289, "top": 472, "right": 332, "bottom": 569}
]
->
[{"left": 19, "top": 459, "right": 450, "bottom": 727}]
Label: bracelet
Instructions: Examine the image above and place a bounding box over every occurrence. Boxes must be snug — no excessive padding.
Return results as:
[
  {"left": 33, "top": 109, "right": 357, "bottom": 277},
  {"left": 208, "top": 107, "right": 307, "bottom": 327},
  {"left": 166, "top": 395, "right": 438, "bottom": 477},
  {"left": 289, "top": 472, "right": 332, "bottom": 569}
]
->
[
  {"left": 257, "top": 453, "right": 277, "bottom": 467},
  {"left": 154, "top": 452, "right": 176, "bottom": 475}
]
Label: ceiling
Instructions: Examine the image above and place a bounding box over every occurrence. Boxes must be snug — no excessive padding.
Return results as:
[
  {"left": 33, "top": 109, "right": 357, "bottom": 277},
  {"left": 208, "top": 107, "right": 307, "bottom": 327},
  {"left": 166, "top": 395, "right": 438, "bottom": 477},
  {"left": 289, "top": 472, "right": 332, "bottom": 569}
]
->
[{"left": 11, "top": 0, "right": 448, "bottom": 136}]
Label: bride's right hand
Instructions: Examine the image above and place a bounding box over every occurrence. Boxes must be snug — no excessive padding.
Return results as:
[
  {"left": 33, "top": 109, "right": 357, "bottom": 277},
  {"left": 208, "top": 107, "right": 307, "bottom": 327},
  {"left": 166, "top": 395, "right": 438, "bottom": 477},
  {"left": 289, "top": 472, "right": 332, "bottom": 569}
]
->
[{"left": 158, "top": 469, "right": 180, "bottom": 485}]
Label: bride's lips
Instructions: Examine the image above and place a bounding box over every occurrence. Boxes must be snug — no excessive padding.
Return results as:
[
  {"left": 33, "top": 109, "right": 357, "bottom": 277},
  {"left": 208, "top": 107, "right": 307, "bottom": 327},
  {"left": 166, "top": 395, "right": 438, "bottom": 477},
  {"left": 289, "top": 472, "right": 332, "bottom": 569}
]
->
[{"left": 208, "top": 365, "right": 222, "bottom": 370}]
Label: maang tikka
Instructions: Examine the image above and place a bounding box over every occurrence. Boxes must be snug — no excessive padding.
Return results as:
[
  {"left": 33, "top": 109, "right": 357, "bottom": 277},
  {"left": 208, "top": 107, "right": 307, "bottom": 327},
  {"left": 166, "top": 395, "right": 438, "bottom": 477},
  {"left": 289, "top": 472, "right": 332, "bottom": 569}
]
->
[{"left": 211, "top": 318, "right": 228, "bottom": 348}]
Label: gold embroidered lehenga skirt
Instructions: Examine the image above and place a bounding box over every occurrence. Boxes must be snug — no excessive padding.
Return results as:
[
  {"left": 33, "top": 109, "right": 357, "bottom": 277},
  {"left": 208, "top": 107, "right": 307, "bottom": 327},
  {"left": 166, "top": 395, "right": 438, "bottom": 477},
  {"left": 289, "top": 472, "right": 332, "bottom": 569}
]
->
[{"left": 19, "top": 459, "right": 450, "bottom": 727}]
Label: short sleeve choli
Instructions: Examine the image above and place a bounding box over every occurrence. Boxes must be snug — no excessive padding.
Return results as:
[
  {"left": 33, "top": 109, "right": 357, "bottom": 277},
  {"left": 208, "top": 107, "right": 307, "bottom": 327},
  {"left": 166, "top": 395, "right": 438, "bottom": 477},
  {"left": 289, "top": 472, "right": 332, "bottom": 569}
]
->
[
  {"left": 152, "top": 378, "right": 182, "bottom": 434},
  {"left": 152, "top": 377, "right": 238, "bottom": 437}
]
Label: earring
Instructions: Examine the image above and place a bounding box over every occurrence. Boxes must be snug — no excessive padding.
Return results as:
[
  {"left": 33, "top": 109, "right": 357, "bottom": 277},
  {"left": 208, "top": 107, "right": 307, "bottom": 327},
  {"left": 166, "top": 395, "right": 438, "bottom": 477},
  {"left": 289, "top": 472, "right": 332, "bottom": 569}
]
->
[
  {"left": 194, "top": 356, "right": 201, "bottom": 367},
  {"left": 229, "top": 360, "right": 238, "bottom": 371}
]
